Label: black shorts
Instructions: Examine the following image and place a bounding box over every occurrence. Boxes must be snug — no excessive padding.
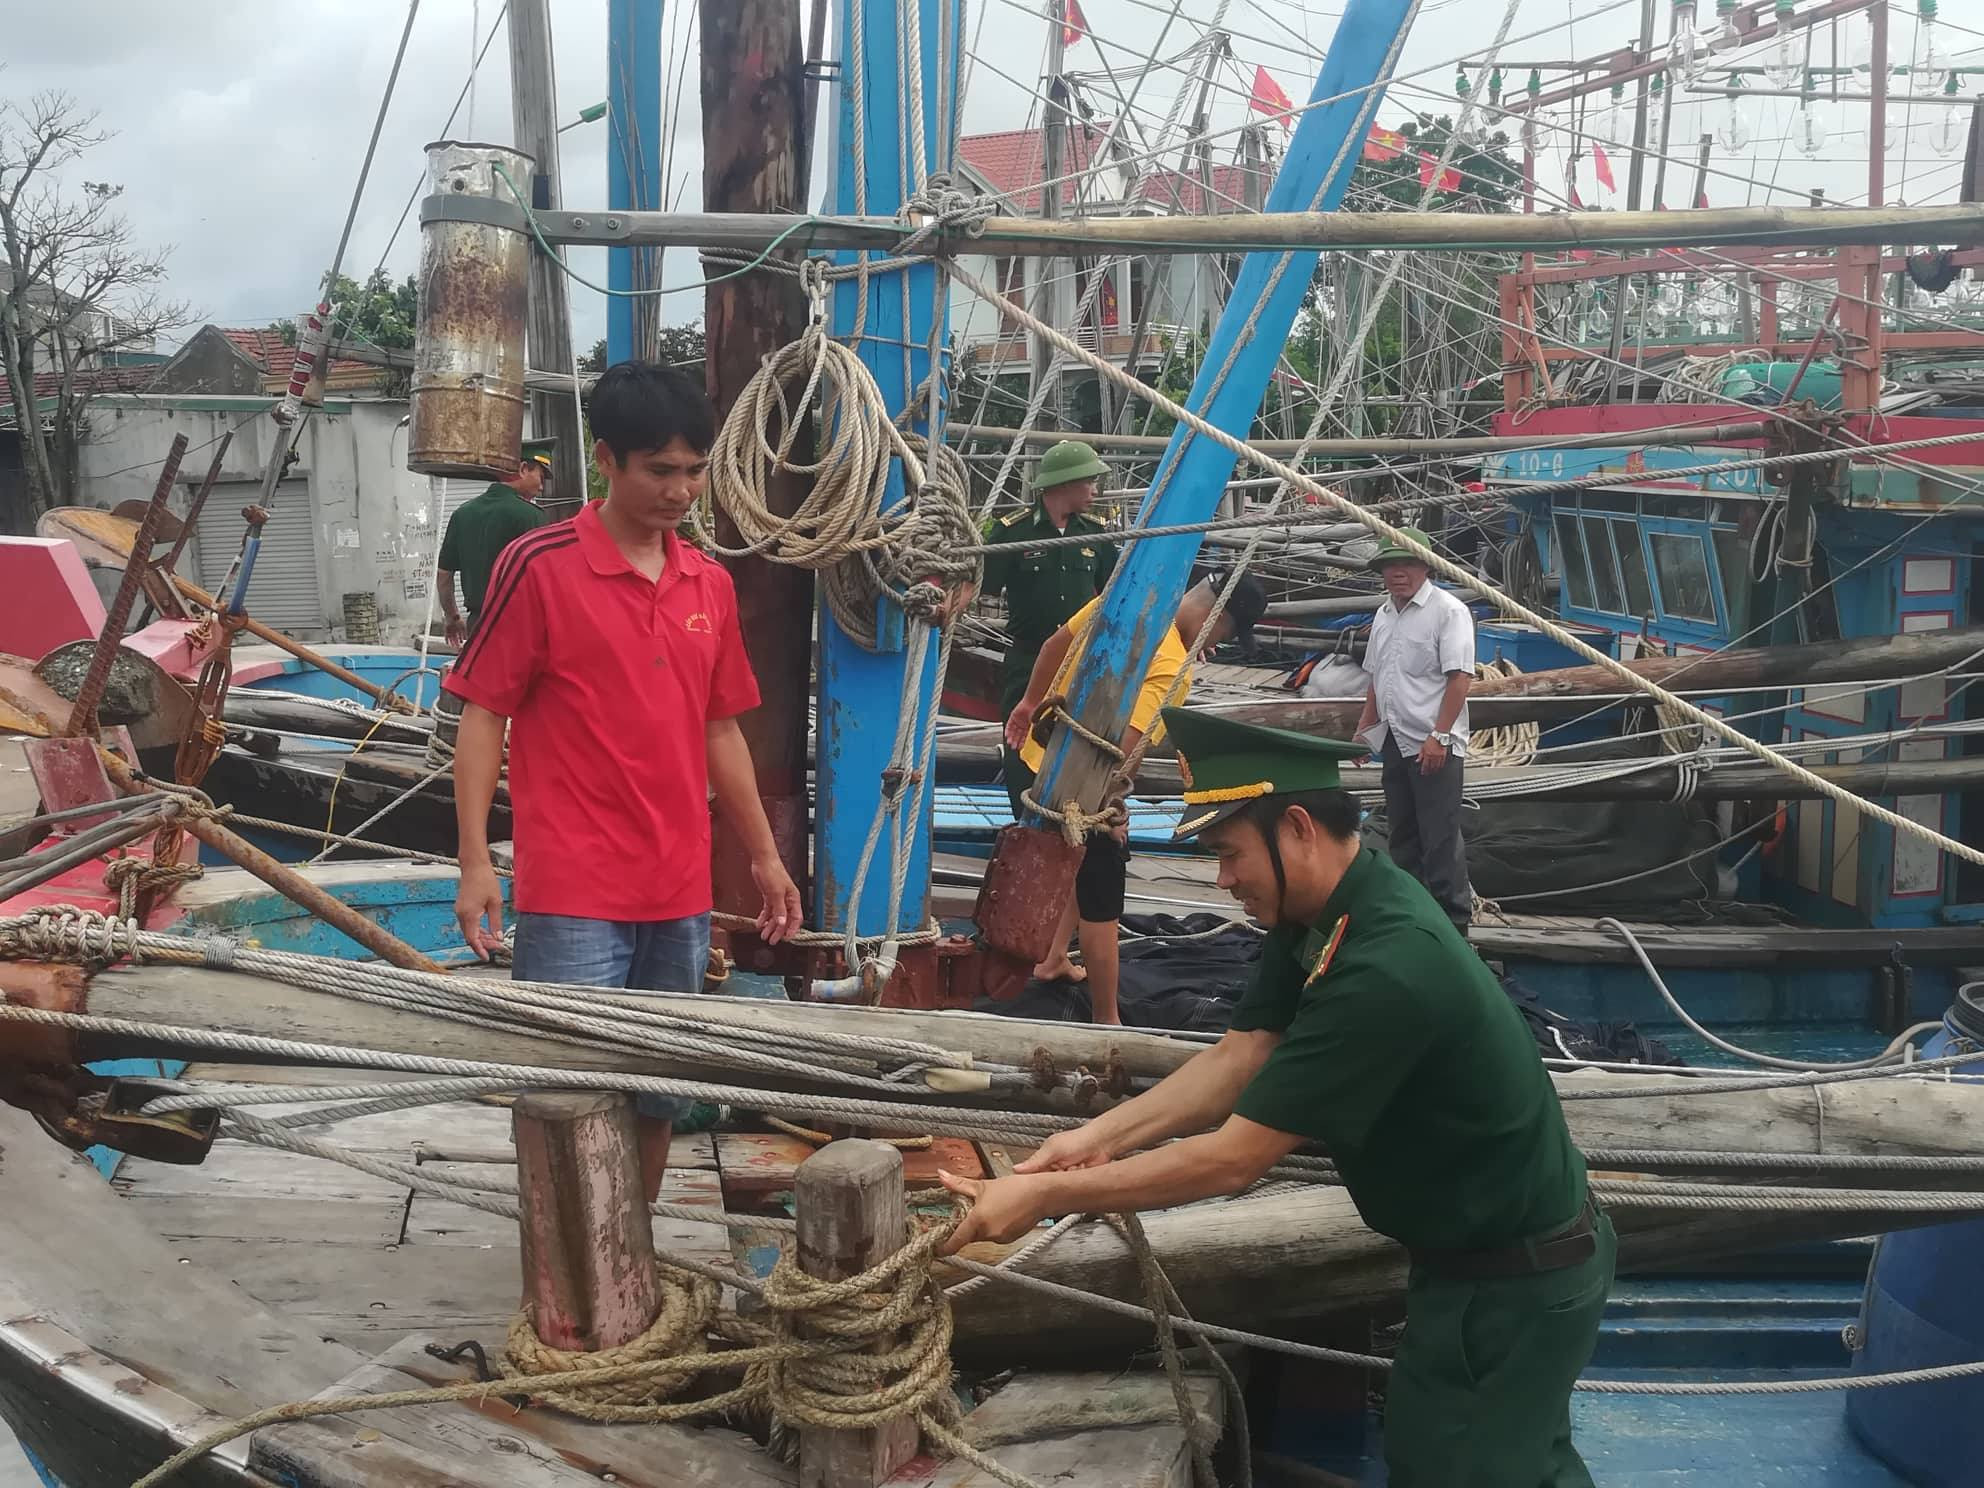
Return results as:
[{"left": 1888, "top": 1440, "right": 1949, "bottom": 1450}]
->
[{"left": 1003, "top": 747, "right": 1129, "bottom": 923}]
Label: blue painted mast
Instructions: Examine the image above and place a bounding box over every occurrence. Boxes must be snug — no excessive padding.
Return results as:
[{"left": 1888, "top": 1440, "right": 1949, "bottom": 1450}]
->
[
  {"left": 1026, "top": 0, "right": 1418, "bottom": 816},
  {"left": 814, "top": 0, "right": 960, "bottom": 942},
  {"left": 606, "top": 0, "right": 664, "bottom": 363}
]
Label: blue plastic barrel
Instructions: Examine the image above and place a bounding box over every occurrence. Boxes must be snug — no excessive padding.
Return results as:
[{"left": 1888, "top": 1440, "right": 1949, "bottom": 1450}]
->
[{"left": 1845, "top": 982, "right": 1984, "bottom": 1485}]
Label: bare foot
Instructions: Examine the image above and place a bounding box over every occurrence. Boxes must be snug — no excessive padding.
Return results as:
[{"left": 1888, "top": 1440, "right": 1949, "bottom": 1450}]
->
[{"left": 1031, "top": 956, "right": 1089, "bottom": 984}]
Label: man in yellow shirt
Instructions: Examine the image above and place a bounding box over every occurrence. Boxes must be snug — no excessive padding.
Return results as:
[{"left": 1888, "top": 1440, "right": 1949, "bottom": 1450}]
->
[{"left": 1004, "top": 573, "right": 1268, "bottom": 1023}]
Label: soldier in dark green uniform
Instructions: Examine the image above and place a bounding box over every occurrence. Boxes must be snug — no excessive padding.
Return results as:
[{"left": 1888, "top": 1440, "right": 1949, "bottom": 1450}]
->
[
  {"left": 437, "top": 439, "right": 554, "bottom": 645},
  {"left": 981, "top": 439, "right": 1117, "bottom": 721},
  {"left": 939, "top": 709, "right": 1611, "bottom": 1487}
]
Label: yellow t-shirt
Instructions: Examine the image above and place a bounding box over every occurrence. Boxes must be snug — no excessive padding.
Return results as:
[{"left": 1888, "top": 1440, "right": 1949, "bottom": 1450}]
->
[{"left": 1019, "top": 595, "right": 1192, "bottom": 770}]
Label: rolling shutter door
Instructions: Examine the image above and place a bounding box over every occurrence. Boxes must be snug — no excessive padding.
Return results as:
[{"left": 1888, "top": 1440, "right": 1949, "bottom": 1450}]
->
[{"left": 193, "top": 479, "right": 326, "bottom": 637}]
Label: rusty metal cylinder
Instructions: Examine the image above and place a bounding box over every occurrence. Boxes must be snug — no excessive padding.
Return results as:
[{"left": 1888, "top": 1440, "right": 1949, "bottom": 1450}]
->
[{"left": 408, "top": 141, "right": 537, "bottom": 478}]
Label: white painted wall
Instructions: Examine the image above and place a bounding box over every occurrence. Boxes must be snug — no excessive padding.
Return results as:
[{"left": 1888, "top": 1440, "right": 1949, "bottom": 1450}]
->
[{"left": 71, "top": 395, "right": 441, "bottom": 644}]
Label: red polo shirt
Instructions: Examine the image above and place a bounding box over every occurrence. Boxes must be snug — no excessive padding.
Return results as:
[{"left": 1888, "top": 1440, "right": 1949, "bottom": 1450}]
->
[{"left": 444, "top": 503, "right": 760, "bottom": 921}]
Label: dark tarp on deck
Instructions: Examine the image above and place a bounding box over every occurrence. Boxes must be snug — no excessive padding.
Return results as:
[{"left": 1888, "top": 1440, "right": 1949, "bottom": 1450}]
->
[{"left": 981, "top": 909, "right": 1678, "bottom": 1066}]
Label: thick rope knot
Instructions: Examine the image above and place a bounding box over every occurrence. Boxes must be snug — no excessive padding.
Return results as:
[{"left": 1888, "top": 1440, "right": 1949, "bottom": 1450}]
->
[
  {"left": 101, "top": 855, "right": 205, "bottom": 919},
  {"left": 896, "top": 184, "right": 994, "bottom": 255},
  {"left": 760, "top": 1223, "right": 961, "bottom": 1439},
  {"left": 502, "top": 1265, "right": 727, "bottom": 1421},
  {"left": 0, "top": 906, "right": 145, "bottom": 965},
  {"left": 1019, "top": 786, "right": 1127, "bottom": 849}
]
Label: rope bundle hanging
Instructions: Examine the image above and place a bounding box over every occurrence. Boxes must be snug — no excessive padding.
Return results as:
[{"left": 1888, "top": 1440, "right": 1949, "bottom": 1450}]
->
[
  {"left": 1468, "top": 658, "right": 1540, "bottom": 767},
  {"left": 700, "top": 292, "right": 979, "bottom": 650}
]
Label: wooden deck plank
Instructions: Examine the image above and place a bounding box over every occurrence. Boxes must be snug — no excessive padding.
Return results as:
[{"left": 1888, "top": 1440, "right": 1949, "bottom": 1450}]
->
[
  {"left": 249, "top": 1336, "right": 787, "bottom": 1488},
  {"left": 888, "top": 1371, "right": 1223, "bottom": 1488},
  {"left": 114, "top": 1143, "right": 408, "bottom": 1202},
  {"left": 113, "top": 1193, "right": 408, "bottom": 1247}
]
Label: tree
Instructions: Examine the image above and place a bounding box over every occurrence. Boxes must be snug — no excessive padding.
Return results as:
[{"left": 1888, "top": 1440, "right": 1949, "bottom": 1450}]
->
[
  {"left": 0, "top": 91, "right": 192, "bottom": 517},
  {"left": 275, "top": 268, "right": 418, "bottom": 350}
]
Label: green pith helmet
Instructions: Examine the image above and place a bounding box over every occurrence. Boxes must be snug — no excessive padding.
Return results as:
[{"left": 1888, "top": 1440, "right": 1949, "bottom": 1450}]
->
[
  {"left": 1368, "top": 525, "right": 1434, "bottom": 570},
  {"left": 1162, "top": 705, "right": 1366, "bottom": 839},
  {"left": 1034, "top": 439, "right": 1109, "bottom": 491}
]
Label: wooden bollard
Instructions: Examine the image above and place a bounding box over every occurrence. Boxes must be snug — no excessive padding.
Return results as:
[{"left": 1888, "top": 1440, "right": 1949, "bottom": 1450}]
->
[
  {"left": 513, "top": 1090, "right": 663, "bottom": 1351},
  {"left": 796, "top": 1140, "right": 918, "bottom": 1488}
]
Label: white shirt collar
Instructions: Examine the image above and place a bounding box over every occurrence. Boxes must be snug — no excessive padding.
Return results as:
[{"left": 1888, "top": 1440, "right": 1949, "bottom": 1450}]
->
[{"left": 1391, "top": 580, "right": 1433, "bottom": 612}]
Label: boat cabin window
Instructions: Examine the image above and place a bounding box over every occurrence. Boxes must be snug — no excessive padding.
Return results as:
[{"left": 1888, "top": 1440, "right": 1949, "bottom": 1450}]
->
[
  {"left": 1711, "top": 527, "right": 1752, "bottom": 637},
  {"left": 1649, "top": 532, "right": 1717, "bottom": 623},
  {"left": 1613, "top": 521, "right": 1655, "bottom": 617},
  {"left": 1581, "top": 515, "right": 1626, "bottom": 612},
  {"left": 1553, "top": 512, "right": 1595, "bottom": 609},
  {"left": 1643, "top": 494, "right": 1709, "bottom": 522}
]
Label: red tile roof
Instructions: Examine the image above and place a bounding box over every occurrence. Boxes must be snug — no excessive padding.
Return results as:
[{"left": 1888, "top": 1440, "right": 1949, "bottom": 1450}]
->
[
  {"left": 218, "top": 327, "right": 379, "bottom": 389},
  {"left": 0, "top": 364, "right": 160, "bottom": 414},
  {"left": 959, "top": 127, "right": 1259, "bottom": 215}
]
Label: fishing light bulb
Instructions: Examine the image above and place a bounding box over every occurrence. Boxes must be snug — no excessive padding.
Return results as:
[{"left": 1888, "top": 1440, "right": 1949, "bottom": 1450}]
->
[
  {"left": 1929, "top": 72, "right": 1968, "bottom": 156},
  {"left": 1764, "top": 0, "right": 1805, "bottom": 89},
  {"left": 1453, "top": 66, "right": 1485, "bottom": 143},
  {"left": 1713, "top": 0, "right": 1741, "bottom": 48},
  {"left": 1598, "top": 80, "right": 1626, "bottom": 143},
  {"left": 1917, "top": 0, "right": 1951, "bottom": 93},
  {"left": 1715, "top": 77, "right": 1753, "bottom": 150},
  {"left": 1795, "top": 87, "right": 1830, "bottom": 157},
  {"left": 1669, "top": 0, "right": 1707, "bottom": 87}
]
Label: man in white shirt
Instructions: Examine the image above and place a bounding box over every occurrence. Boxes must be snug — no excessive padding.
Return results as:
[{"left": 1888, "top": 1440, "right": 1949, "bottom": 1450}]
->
[{"left": 1353, "top": 527, "right": 1476, "bottom": 928}]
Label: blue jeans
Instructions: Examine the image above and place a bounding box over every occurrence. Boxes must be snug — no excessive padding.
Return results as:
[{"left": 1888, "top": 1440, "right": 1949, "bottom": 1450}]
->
[{"left": 511, "top": 911, "right": 711, "bottom": 1121}]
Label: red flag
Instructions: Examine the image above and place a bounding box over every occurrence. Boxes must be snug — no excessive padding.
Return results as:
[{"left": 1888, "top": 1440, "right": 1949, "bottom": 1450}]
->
[
  {"left": 1417, "top": 151, "right": 1460, "bottom": 192},
  {"left": 1696, "top": 186, "right": 1710, "bottom": 209},
  {"left": 1591, "top": 143, "right": 1616, "bottom": 192},
  {"left": 1362, "top": 125, "right": 1406, "bottom": 162},
  {"left": 1567, "top": 178, "right": 1585, "bottom": 209},
  {"left": 1062, "top": 0, "right": 1088, "bottom": 44},
  {"left": 1248, "top": 65, "right": 1295, "bottom": 126}
]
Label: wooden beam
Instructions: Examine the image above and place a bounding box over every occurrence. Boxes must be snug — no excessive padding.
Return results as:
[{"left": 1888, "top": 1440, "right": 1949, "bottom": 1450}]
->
[
  {"left": 507, "top": 0, "right": 587, "bottom": 511},
  {"left": 528, "top": 200, "right": 1984, "bottom": 256},
  {"left": 702, "top": 0, "right": 814, "bottom": 919},
  {"left": 513, "top": 1091, "right": 663, "bottom": 1352},
  {"left": 795, "top": 1141, "right": 917, "bottom": 1487}
]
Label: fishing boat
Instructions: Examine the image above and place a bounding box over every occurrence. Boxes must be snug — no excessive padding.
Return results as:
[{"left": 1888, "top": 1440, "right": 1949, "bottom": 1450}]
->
[{"left": 9, "top": 0, "right": 1984, "bottom": 1483}]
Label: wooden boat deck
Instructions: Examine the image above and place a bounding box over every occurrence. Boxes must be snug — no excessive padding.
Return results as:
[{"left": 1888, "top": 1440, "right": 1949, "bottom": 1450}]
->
[{"left": 96, "top": 1061, "right": 1221, "bottom": 1487}]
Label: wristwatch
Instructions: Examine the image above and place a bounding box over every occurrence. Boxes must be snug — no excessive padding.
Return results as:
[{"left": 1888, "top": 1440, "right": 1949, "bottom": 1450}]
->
[{"left": 1431, "top": 730, "right": 1453, "bottom": 747}]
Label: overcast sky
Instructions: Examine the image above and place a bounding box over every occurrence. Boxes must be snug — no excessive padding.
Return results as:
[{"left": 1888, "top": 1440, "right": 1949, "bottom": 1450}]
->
[{"left": 4, "top": 0, "right": 1972, "bottom": 355}]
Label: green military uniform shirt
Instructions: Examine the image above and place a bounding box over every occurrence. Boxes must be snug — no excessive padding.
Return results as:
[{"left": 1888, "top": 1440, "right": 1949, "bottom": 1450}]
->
[
  {"left": 981, "top": 502, "right": 1118, "bottom": 712},
  {"left": 1231, "top": 846, "right": 1587, "bottom": 1253},
  {"left": 438, "top": 484, "right": 550, "bottom": 619}
]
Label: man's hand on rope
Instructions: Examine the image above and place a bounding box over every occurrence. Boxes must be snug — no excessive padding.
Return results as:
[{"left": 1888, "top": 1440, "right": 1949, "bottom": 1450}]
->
[
  {"left": 444, "top": 613, "right": 467, "bottom": 649},
  {"left": 751, "top": 852, "right": 804, "bottom": 945},
  {"left": 455, "top": 860, "right": 506, "bottom": 960},
  {"left": 935, "top": 1170, "right": 1052, "bottom": 1256},
  {"left": 1015, "top": 1125, "right": 1117, "bottom": 1174}
]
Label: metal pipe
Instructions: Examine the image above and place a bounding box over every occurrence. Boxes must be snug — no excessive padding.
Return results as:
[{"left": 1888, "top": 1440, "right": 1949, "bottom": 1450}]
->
[
  {"left": 0, "top": 804, "right": 178, "bottom": 904},
  {"left": 65, "top": 435, "right": 189, "bottom": 737},
  {"left": 944, "top": 418, "right": 1773, "bottom": 456}
]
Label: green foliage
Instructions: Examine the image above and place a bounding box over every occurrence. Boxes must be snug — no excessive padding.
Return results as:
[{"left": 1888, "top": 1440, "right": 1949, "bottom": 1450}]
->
[
  {"left": 273, "top": 269, "right": 418, "bottom": 350},
  {"left": 1353, "top": 115, "right": 1522, "bottom": 212}
]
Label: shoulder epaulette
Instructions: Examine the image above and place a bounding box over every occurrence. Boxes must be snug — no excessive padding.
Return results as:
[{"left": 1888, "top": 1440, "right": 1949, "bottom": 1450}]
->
[{"left": 998, "top": 509, "right": 1030, "bottom": 527}]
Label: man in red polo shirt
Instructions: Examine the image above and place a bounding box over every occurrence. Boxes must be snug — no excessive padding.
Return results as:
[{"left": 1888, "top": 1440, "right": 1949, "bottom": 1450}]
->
[{"left": 446, "top": 361, "right": 802, "bottom": 1195}]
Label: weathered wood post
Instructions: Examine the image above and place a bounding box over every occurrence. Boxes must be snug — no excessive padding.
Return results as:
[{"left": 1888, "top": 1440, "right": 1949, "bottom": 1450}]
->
[
  {"left": 513, "top": 1091, "right": 662, "bottom": 1350},
  {"left": 796, "top": 1139, "right": 918, "bottom": 1488}
]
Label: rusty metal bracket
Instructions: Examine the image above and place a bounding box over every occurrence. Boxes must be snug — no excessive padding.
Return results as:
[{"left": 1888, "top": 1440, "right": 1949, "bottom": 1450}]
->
[{"left": 7, "top": 1073, "right": 219, "bottom": 1166}]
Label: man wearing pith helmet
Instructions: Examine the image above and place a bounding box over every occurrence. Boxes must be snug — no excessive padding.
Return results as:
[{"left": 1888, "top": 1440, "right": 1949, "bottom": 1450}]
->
[
  {"left": 938, "top": 706, "right": 1609, "bottom": 1488},
  {"left": 980, "top": 438, "right": 1117, "bottom": 980}
]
